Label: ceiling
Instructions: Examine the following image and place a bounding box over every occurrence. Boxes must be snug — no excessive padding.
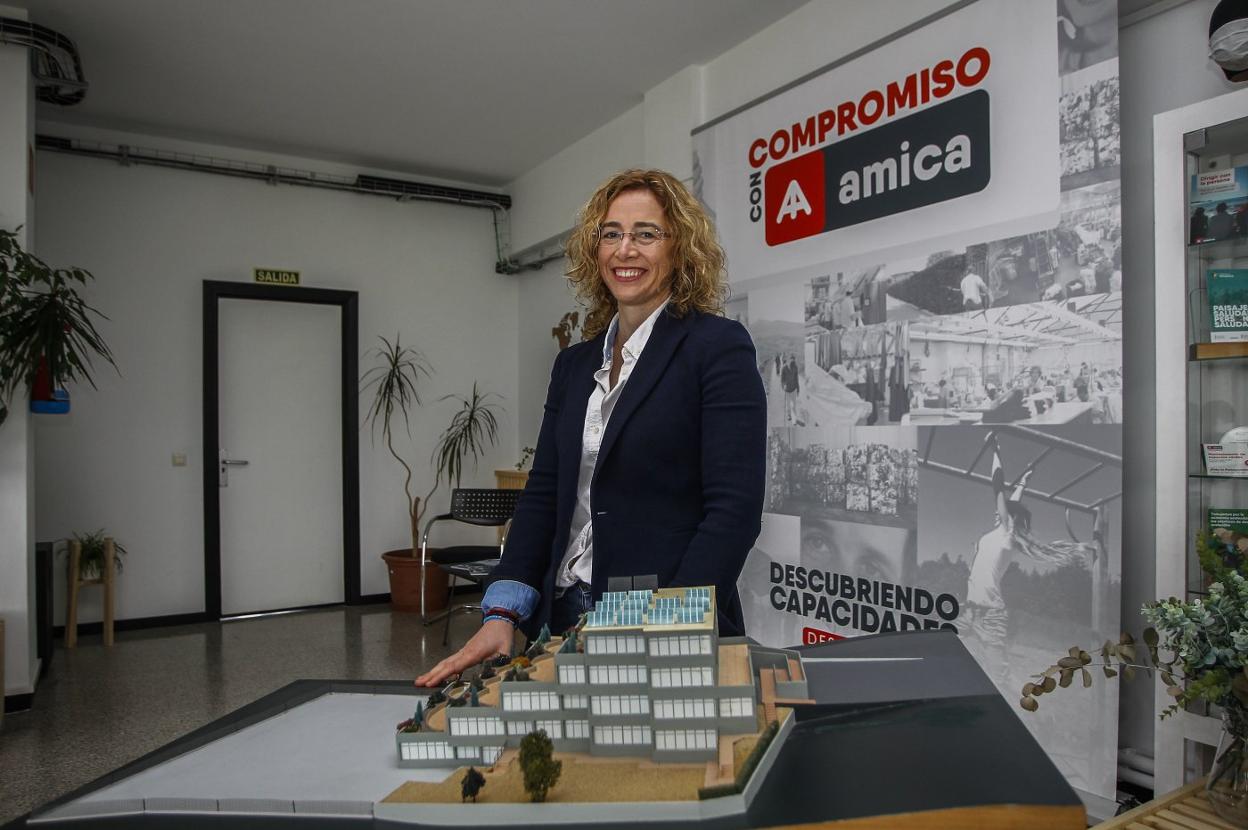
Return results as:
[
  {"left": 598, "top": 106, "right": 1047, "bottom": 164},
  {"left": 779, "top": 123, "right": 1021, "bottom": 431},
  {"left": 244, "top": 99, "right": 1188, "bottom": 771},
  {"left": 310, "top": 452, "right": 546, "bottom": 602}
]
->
[
  {"left": 8, "top": 0, "right": 1185, "bottom": 187},
  {"left": 8, "top": 0, "right": 807, "bottom": 187}
]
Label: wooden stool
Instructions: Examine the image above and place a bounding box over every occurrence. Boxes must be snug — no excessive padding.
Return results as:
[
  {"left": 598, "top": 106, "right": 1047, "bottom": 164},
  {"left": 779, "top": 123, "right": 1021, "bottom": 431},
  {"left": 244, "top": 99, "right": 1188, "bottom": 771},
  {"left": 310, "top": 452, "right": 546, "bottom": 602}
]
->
[
  {"left": 66, "top": 537, "right": 115, "bottom": 648},
  {"left": 493, "top": 469, "right": 528, "bottom": 543},
  {"left": 1096, "top": 778, "right": 1226, "bottom": 828}
]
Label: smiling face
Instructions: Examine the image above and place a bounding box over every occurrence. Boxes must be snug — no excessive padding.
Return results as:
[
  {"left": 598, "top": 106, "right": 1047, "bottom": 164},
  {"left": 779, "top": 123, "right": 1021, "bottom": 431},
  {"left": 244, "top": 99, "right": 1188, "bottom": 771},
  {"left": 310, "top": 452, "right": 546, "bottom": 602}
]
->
[{"left": 597, "top": 188, "right": 674, "bottom": 320}]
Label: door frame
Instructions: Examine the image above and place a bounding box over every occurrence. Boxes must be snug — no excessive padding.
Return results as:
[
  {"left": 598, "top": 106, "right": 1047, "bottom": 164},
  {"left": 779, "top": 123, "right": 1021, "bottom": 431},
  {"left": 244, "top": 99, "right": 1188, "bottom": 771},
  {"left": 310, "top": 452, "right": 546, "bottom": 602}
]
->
[{"left": 202, "top": 280, "right": 360, "bottom": 619}]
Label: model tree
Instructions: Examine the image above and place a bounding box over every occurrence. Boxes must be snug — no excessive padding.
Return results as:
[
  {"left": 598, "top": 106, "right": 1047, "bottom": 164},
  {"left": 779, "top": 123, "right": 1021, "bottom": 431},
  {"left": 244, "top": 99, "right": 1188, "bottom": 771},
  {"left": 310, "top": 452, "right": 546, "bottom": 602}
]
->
[
  {"left": 460, "top": 766, "right": 486, "bottom": 802},
  {"left": 396, "top": 701, "right": 424, "bottom": 734},
  {"left": 525, "top": 625, "right": 551, "bottom": 660},
  {"left": 519, "top": 730, "right": 562, "bottom": 803}
]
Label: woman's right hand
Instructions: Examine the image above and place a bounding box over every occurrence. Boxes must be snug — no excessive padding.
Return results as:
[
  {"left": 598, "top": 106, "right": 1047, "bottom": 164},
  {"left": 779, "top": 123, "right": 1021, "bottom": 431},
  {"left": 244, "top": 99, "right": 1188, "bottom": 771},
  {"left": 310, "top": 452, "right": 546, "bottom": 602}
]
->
[{"left": 414, "top": 619, "right": 516, "bottom": 688}]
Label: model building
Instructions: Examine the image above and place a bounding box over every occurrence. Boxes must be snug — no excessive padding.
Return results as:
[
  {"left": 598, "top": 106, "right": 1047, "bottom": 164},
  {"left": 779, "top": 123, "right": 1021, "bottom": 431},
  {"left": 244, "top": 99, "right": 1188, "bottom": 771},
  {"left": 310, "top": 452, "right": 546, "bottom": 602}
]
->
[{"left": 396, "top": 585, "right": 807, "bottom": 768}]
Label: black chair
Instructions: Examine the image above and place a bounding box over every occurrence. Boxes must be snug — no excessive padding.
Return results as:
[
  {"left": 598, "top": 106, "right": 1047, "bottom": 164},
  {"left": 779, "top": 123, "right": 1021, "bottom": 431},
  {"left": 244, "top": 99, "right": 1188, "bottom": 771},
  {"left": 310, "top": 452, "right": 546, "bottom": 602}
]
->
[{"left": 420, "top": 488, "right": 523, "bottom": 645}]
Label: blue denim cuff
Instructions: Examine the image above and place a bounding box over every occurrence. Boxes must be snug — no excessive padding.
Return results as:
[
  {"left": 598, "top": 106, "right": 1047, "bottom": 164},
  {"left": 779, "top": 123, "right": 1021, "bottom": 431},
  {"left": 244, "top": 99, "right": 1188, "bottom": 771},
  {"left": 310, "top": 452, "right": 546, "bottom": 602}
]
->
[{"left": 481, "top": 579, "right": 540, "bottom": 622}]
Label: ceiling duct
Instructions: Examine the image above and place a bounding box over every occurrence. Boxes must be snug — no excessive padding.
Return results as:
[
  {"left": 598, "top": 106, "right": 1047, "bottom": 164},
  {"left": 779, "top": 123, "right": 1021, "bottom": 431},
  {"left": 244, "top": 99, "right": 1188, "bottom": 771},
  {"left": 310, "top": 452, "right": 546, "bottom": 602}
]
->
[
  {"left": 355, "top": 174, "right": 510, "bottom": 210},
  {"left": 36, "top": 135, "right": 509, "bottom": 211},
  {"left": 0, "top": 17, "right": 88, "bottom": 105}
]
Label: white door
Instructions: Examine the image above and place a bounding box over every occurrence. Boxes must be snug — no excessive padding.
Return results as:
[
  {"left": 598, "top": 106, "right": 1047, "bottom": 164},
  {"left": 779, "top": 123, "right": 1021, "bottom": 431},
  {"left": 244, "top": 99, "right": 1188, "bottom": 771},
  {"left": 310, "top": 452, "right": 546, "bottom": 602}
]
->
[{"left": 218, "top": 298, "right": 343, "bottom": 615}]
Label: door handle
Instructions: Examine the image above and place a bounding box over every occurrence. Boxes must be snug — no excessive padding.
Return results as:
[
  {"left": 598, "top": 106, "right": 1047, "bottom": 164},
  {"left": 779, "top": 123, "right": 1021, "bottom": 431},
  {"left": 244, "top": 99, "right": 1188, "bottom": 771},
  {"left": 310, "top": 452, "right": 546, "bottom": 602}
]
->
[{"left": 219, "top": 451, "right": 249, "bottom": 487}]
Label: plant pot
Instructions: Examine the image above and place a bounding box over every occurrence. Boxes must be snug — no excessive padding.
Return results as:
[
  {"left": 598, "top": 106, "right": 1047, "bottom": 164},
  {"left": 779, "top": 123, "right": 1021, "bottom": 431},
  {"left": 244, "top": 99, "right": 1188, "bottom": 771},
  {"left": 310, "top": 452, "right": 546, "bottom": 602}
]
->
[
  {"left": 31, "top": 356, "right": 54, "bottom": 401},
  {"left": 382, "top": 549, "right": 448, "bottom": 614}
]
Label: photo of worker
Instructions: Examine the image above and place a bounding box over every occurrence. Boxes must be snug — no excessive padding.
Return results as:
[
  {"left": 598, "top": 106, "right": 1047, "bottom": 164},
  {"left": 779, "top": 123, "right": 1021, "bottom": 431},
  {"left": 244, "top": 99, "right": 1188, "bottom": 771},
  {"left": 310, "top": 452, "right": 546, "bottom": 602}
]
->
[
  {"left": 905, "top": 293, "right": 1122, "bottom": 426},
  {"left": 804, "top": 320, "right": 910, "bottom": 427}
]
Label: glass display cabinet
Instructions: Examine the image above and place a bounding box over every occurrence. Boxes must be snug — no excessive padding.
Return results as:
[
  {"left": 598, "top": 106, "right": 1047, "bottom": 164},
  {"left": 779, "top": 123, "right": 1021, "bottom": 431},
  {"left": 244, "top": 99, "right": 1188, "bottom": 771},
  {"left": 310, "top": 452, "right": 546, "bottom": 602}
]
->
[{"left": 1156, "top": 87, "right": 1248, "bottom": 796}]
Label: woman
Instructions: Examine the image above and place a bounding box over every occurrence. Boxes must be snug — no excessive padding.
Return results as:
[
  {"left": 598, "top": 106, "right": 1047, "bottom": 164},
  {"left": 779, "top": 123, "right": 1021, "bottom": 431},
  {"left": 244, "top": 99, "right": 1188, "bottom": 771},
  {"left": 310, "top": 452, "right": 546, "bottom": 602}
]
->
[{"left": 416, "top": 169, "right": 766, "bottom": 687}]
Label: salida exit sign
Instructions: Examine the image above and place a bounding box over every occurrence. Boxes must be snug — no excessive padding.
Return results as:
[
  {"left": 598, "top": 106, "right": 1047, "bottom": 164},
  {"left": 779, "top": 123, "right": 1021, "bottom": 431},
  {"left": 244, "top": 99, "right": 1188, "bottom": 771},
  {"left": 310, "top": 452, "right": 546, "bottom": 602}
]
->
[{"left": 253, "top": 268, "right": 300, "bottom": 285}]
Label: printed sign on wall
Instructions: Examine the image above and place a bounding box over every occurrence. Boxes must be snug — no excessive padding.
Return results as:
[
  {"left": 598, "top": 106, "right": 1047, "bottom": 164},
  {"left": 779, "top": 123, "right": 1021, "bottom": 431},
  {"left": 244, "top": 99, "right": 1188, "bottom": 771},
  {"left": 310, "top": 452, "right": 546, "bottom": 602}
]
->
[{"left": 700, "top": 0, "right": 1122, "bottom": 803}]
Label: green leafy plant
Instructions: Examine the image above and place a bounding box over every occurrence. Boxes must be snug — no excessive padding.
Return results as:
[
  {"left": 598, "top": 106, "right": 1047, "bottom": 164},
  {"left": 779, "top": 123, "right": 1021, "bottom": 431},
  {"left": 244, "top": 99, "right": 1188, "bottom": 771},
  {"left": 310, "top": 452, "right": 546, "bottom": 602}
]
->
[
  {"left": 66, "top": 530, "right": 127, "bottom": 579},
  {"left": 515, "top": 446, "right": 535, "bottom": 471},
  {"left": 362, "top": 334, "right": 433, "bottom": 556},
  {"left": 0, "top": 228, "right": 118, "bottom": 426},
  {"left": 362, "top": 339, "right": 503, "bottom": 559},
  {"left": 518, "top": 729, "right": 562, "bottom": 802},
  {"left": 1021, "top": 531, "right": 1248, "bottom": 727},
  {"left": 432, "top": 382, "right": 501, "bottom": 490}
]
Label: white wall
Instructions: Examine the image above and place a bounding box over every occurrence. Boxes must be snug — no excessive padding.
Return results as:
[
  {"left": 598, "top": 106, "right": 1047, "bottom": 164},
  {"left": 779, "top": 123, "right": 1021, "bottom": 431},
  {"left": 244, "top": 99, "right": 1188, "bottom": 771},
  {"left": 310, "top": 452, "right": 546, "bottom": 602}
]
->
[
  {"left": 0, "top": 2, "right": 38, "bottom": 699},
  {"left": 33, "top": 124, "right": 519, "bottom": 623},
  {"left": 508, "top": 104, "right": 645, "bottom": 254},
  {"left": 1117, "top": 0, "right": 1233, "bottom": 755},
  {"left": 699, "top": 0, "right": 950, "bottom": 124}
]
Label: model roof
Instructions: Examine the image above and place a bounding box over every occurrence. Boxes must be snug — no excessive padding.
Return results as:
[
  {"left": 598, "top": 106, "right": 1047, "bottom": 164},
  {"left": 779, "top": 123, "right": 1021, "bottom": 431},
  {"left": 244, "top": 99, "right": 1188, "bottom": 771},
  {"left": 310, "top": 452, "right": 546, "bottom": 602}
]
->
[{"left": 583, "top": 586, "right": 715, "bottom": 632}]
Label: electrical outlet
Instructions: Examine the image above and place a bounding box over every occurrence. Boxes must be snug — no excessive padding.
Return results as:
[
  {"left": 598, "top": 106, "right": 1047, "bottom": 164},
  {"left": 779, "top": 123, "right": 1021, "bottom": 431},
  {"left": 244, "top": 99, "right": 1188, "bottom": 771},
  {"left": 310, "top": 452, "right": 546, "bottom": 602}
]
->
[{"left": 172, "top": 453, "right": 188, "bottom": 467}]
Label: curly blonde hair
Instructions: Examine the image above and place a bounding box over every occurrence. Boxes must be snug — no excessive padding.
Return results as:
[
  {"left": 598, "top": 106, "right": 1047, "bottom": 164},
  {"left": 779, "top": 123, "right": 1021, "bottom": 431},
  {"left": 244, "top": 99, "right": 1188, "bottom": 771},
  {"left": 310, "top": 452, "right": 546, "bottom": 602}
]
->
[{"left": 566, "top": 169, "right": 727, "bottom": 339}]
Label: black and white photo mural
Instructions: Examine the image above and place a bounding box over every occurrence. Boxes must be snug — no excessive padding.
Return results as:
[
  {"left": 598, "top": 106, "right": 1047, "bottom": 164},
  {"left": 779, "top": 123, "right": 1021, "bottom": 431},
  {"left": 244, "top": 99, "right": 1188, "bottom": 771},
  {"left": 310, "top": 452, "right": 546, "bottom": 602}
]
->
[{"left": 695, "top": 0, "right": 1122, "bottom": 802}]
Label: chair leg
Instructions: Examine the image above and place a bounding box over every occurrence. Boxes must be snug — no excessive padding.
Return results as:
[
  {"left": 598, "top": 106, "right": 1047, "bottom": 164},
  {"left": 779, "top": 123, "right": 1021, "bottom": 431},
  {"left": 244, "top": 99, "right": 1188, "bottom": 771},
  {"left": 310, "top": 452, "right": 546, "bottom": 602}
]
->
[
  {"left": 66, "top": 540, "right": 81, "bottom": 649},
  {"left": 103, "top": 538, "right": 116, "bottom": 647},
  {"left": 442, "top": 574, "right": 456, "bottom": 647},
  {"left": 419, "top": 539, "right": 429, "bottom": 624}
]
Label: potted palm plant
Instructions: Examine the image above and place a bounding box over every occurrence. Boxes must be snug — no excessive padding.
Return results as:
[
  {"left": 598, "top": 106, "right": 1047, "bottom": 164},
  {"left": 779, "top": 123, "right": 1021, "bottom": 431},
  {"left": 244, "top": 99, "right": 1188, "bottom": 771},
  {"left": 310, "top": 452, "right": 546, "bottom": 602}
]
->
[
  {"left": 0, "top": 228, "right": 118, "bottom": 425},
  {"left": 363, "top": 335, "right": 502, "bottom": 612}
]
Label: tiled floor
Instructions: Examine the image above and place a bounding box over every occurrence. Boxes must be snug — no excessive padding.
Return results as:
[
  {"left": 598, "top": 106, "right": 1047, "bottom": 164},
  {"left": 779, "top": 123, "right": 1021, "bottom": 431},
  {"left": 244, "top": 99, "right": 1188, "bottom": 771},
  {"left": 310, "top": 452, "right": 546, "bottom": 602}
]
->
[{"left": 0, "top": 601, "right": 478, "bottom": 825}]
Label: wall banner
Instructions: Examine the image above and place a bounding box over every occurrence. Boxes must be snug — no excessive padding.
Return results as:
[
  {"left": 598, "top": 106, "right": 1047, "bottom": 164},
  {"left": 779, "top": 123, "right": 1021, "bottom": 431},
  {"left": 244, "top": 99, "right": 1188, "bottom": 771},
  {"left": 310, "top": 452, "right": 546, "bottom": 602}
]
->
[{"left": 696, "top": 0, "right": 1122, "bottom": 802}]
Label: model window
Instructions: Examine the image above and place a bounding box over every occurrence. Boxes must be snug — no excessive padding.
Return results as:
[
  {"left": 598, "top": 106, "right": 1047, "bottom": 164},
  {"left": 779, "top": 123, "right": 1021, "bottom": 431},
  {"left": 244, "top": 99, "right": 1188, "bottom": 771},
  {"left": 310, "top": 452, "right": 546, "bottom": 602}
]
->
[
  {"left": 558, "top": 664, "right": 586, "bottom": 684},
  {"left": 506, "top": 720, "right": 535, "bottom": 735},
  {"left": 587, "top": 634, "right": 642, "bottom": 654},
  {"left": 565, "top": 719, "right": 590, "bottom": 739},
  {"left": 456, "top": 746, "right": 478, "bottom": 759},
  {"left": 654, "top": 698, "right": 715, "bottom": 719},
  {"left": 655, "top": 729, "right": 717, "bottom": 751},
  {"left": 503, "top": 691, "right": 560, "bottom": 711},
  {"left": 649, "top": 634, "right": 711, "bottom": 656},
  {"left": 590, "top": 695, "right": 650, "bottom": 715},
  {"left": 593, "top": 725, "right": 651, "bottom": 745},
  {"left": 676, "top": 635, "right": 712, "bottom": 655},
  {"left": 588, "top": 664, "right": 647, "bottom": 685},
  {"left": 534, "top": 720, "right": 563, "bottom": 739},
  {"left": 400, "top": 741, "right": 453, "bottom": 760},
  {"left": 719, "top": 697, "right": 754, "bottom": 718},
  {"left": 651, "top": 666, "right": 713, "bottom": 688},
  {"left": 562, "top": 693, "right": 588, "bottom": 709},
  {"left": 449, "top": 717, "right": 504, "bottom": 736},
  {"left": 482, "top": 746, "right": 504, "bottom": 764}
]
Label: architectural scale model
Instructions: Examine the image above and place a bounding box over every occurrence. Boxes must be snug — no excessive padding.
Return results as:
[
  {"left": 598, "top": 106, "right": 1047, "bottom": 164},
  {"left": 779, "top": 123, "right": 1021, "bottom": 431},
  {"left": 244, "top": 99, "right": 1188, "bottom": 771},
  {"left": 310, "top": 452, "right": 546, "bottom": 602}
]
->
[{"left": 395, "top": 583, "right": 809, "bottom": 770}]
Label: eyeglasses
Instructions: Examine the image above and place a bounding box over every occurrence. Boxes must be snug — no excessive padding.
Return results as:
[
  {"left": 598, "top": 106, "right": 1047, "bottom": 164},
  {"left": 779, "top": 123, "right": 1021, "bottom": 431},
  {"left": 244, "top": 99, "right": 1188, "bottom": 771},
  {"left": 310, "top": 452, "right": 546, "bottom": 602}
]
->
[{"left": 596, "top": 227, "right": 671, "bottom": 247}]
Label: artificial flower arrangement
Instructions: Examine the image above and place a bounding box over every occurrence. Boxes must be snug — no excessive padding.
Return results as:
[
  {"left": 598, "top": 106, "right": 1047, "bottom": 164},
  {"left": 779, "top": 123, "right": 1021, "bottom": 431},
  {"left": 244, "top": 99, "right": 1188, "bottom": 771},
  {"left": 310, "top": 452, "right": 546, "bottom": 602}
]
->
[{"left": 1021, "top": 530, "right": 1248, "bottom": 821}]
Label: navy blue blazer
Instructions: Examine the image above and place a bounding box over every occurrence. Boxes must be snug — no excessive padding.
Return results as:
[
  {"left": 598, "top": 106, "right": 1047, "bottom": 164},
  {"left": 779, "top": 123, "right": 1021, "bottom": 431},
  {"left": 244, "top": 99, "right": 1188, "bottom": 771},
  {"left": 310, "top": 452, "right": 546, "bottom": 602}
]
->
[{"left": 493, "top": 307, "right": 767, "bottom": 637}]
